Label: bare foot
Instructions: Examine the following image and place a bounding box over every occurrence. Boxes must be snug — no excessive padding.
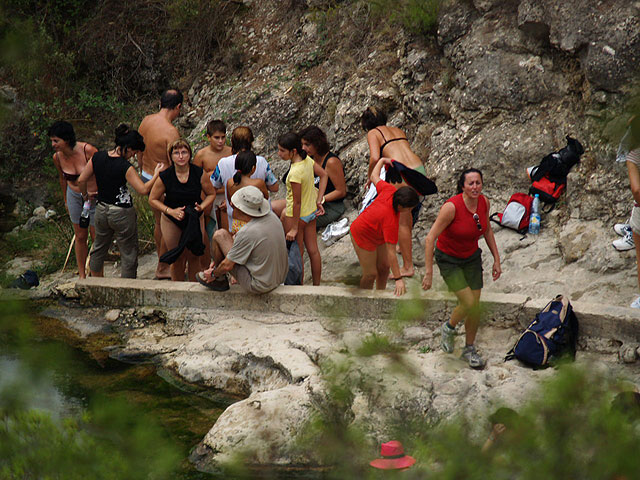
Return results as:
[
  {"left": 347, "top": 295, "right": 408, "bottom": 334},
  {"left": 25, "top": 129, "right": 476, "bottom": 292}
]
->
[
  {"left": 388, "top": 267, "right": 415, "bottom": 279},
  {"left": 155, "top": 260, "right": 171, "bottom": 279}
]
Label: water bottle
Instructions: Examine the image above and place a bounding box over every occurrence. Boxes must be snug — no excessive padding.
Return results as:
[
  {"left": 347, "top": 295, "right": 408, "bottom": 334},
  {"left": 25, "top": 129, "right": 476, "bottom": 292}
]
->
[
  {"left": 528, "top": 194, "right": 540, "bottom": 235},
  {"left": 79, "top": 200, "right": 91, "bottom": 229}
]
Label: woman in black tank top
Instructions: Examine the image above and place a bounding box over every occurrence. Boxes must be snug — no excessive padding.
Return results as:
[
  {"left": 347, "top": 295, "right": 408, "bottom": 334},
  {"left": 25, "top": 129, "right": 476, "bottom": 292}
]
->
[
  {"left": 149, "top": 139, "right": 216, "bottom": 282},
  {"left": 299, "top": 125, "right": 347, "bottom": 229},
  {"left": 78, "top": 124, "right": 162, "bottom": 279}
]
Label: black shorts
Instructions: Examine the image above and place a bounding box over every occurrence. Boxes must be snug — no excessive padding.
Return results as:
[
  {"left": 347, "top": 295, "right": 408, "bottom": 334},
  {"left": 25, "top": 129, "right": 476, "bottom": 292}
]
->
[{"left": 435, "top": 247, "right": 483, "bottom": 292}]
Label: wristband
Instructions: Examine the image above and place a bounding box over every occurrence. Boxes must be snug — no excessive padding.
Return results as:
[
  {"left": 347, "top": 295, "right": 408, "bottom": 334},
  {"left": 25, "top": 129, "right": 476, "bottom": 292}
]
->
[
  {"left": 165, "top": 206, "right": 169, "bottom": 214},
  {"left": 393, "top": 277, "right": 402, "bottom": 281}
]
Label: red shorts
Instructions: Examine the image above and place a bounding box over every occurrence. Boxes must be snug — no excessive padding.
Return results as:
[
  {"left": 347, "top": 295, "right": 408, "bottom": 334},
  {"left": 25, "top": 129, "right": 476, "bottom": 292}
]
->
[{"left": 350, "top": 219, "right": 382, "bottom": 252}]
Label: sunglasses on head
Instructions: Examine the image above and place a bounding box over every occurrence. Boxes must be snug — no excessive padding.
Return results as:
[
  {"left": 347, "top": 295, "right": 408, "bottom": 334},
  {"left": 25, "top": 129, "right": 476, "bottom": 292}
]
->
[{"left": 473, "top": 213, "right": 482, "bottom": 231}]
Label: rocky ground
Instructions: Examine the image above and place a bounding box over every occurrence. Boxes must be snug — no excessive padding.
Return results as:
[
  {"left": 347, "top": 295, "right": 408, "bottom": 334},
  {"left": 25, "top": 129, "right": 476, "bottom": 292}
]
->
[
  {"left": 37, "top": 282, "right": 640, "bottom": 471},
  {"left": 12, "top": 204, "right": 639, "bottom": 309}
]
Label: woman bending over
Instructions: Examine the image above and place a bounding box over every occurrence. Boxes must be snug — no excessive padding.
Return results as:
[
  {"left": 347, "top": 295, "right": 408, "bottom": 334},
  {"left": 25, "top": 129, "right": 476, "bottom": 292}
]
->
[
  {"left": 361, "top": 106, "right": 425, "bottom": 279},
  {"left": 350, "top": 158, "right": 419, "bottom": 296}
]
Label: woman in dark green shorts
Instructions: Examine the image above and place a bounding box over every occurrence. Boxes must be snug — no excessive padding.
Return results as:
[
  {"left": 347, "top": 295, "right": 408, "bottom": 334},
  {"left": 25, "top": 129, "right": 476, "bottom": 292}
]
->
[{"left": 422, "top": 168, "right": 501, "bottom": 369}]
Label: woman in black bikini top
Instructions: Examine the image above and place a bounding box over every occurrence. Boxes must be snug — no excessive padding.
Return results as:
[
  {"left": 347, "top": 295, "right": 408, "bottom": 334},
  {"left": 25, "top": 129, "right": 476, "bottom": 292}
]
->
[
  {"left": 48, "top": 120, "right": 98, "bottom": 279},
  {"left": 361, "top": 106, "right": 427, "bottom": 280},
  {"left": 375, "top": 127, "right": 408, "bottom": 158}
]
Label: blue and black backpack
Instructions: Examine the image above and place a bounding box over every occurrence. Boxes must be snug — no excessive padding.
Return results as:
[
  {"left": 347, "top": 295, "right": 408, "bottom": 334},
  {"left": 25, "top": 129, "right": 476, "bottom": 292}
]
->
[{"left": 505, "top": 295, "right": 579, "bottom": 368}]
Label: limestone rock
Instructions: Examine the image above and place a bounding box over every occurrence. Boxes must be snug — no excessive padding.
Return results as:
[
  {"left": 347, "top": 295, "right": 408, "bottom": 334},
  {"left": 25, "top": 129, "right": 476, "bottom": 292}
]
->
[
  {"left": 32, "top": 206, "right": 46, "bottom": 217},
  {"left": 4, "top": 257, "right": 44, "bottom": 277},
  {"left": 193, "top": 383, "right": 316, "bottom": 470},
  {"left": 54, "top": 281, "right": 80, "bottom": 299},
  {"left": 173, "top": 318, "right": 333, "bottom": 396},
  {"left": 620, "top": 344, "right": 638, "bottom": 364},
  {"left": 105, "top": 309, "right": 121, "bottom": 322}
]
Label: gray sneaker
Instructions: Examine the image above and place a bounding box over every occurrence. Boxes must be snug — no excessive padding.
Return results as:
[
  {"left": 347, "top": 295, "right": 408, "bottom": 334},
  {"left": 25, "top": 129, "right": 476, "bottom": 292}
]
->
[
  {"left": 461, "top": 345, "right": 486, "bottom": 369},
  {"left": 441, "top": 322, "right": 455, "bottom": 353}
]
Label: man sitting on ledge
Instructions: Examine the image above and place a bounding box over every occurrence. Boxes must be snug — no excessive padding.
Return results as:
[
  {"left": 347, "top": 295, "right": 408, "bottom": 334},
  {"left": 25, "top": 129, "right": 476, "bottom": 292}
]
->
[{"left": 196, "top": 186, "right": 288, "bottom": 293}]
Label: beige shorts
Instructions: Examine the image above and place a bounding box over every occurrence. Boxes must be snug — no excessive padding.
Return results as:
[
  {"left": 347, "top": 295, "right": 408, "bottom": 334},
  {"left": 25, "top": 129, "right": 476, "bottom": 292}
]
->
[
  {"left": 231, "top": 264, "right": 262, "bottom": 294},
  {"left": 630, "top": 205, "right": 640, "bottom": 235}
]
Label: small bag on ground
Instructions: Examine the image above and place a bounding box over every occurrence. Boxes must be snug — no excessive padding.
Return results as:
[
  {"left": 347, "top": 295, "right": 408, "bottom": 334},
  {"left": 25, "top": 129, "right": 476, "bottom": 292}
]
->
[
  {"left": 505, "top": 295, "right": 579, "bottom": 368},
  {"left": 490, "top": 193, "right": 533, "bottom": 234}
]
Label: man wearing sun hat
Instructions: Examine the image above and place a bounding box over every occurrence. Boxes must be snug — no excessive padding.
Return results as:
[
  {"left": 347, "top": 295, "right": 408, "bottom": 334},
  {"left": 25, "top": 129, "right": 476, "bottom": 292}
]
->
[{"left": 196, "top": 185, "right": 288, "bottom": 293}]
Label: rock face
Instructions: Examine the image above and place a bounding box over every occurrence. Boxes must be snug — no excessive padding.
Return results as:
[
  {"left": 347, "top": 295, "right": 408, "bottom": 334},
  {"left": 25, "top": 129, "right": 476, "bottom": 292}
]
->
[
  {"left": 177, "top": 0, "right": 640, "bottom": 304},
  {"left": 159, "top": 1, "right": 640, "bottom": 468}
]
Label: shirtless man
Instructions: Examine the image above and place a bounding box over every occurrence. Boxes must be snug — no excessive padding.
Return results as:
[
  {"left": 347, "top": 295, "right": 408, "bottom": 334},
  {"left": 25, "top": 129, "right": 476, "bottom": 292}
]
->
[
  {"left": 193, "top": 119, "right": 232, "bottom": 269},
  {"left": 138, "top": 89, "right": 183, "bottom": 279}
]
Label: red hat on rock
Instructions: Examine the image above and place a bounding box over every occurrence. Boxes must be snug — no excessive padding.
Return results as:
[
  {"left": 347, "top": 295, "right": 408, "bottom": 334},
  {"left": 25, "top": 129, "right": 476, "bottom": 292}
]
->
[{"left": 369, "top": 440, "right": 416, "bottom": 470}]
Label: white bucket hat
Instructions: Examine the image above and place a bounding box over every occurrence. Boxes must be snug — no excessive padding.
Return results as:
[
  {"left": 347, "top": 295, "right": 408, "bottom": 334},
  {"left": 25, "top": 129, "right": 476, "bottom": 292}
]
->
[{"left": 230, "top": 186, "right": 270, "bottom": 217}]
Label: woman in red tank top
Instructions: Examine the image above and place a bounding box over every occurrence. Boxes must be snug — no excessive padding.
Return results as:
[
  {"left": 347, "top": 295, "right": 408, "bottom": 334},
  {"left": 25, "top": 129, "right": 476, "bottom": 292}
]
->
[{"left": 421, "top": 168, "right": 501, "bottom": 369}]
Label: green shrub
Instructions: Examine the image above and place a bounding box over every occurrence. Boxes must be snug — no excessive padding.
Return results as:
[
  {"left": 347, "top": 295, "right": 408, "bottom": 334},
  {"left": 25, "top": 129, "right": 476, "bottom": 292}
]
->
[
  {"left": 0, "top": 218, "right": 74, "bottom": 285},
  {"left": 367, "top": 0, "right": 441, "bottom": 37},
  {"left": 133, "top": 192, "right": 156, "bottom": 254}
]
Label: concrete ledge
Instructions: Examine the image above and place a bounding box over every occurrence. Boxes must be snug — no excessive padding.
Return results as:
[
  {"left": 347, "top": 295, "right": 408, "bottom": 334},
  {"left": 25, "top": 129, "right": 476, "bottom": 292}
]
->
[{"left": 74, "top": 278, "right": 640, "bottom": 343}]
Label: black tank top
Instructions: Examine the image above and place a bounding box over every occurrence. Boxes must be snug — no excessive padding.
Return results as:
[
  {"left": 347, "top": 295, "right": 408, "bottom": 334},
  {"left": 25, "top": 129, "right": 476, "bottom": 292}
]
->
[
  {"left": 313, "top": 151, "right": 345, "bottom": 202},
  {"left": 92, "top": 150, "right": 133, "bottom": 207},
  {"left": 160, "top": 164, "right": 203, "bottom": 209}
]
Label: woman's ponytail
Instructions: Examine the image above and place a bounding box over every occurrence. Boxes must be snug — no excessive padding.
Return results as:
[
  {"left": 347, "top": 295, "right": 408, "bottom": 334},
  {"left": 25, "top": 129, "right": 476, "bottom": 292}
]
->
[{"left": 233, "top": 150, "right": 257, "bottom": 184}]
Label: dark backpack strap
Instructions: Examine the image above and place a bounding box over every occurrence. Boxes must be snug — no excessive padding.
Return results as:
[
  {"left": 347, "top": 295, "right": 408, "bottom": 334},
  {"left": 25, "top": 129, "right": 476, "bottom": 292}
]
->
[{"left": 542, "top": 203, "right": 554, "bottom": 214}]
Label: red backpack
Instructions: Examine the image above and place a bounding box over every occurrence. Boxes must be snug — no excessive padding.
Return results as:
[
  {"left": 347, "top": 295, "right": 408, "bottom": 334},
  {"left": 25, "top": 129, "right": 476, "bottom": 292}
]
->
[
  {"left": 490, "top": 193, "right": 534, "bottom": 234},
  {"left": 529, "top": 176, "right": 566, "bottom": 207}
]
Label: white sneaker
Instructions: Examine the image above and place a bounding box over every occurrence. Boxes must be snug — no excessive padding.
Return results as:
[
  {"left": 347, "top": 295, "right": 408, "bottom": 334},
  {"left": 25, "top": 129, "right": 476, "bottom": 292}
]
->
[
  {"left": 614, "top": 223, "right": 632, "bottom": 237},
  {"left": 612, "top": 231, "right": 635, "bottom": 251},
  {"left": 630, "top": 296, "right": 640, "bottom": 309}
]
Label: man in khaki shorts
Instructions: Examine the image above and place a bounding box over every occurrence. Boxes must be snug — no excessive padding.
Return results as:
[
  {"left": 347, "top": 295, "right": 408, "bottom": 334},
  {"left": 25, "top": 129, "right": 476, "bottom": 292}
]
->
[
  {"left": 196, "top": 186, "right": 288, "bottom": 293},
  {"left": 138, "top": 89, "right": 182, "bottom": 279}
]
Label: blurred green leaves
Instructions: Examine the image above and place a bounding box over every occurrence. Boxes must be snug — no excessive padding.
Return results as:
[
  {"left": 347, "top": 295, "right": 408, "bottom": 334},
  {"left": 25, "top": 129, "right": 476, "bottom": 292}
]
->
[{"left": 0, "top": 300, "right": 181, "bottom": 479}]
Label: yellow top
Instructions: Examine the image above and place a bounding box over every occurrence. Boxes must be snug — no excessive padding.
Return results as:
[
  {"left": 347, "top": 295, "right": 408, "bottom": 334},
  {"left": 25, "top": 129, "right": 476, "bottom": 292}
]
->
[{"left": 286, "top": 155, "right": 317, "bottom": 217}]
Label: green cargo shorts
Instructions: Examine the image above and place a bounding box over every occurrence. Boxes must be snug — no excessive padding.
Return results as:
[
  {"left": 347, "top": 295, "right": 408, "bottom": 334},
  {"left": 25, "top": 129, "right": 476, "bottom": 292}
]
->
[{"left": 434, "top": 247, "right": 483, "bottom": 292}]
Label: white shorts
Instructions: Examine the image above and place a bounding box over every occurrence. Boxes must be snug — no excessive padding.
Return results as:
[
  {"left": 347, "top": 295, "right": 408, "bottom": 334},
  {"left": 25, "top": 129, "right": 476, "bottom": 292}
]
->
[{"left": 630, "top": 205, "right": 640, "bottom": 235}]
